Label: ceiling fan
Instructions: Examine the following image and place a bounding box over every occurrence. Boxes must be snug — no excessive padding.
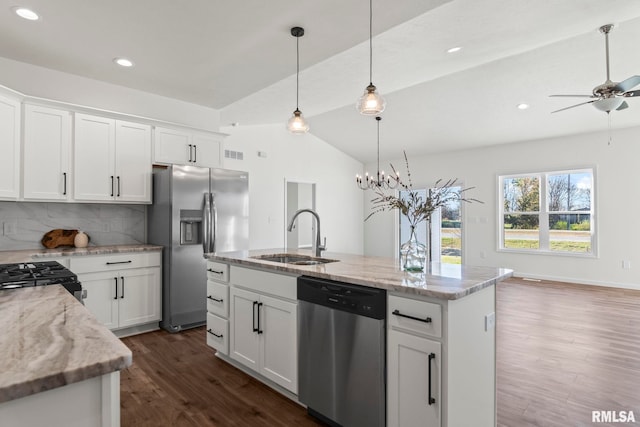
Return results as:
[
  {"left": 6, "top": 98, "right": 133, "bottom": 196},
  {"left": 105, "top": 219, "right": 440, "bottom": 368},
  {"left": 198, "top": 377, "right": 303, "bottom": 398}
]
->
[{"left": 551, "top": 24, "right": 640, "bottom": 114}]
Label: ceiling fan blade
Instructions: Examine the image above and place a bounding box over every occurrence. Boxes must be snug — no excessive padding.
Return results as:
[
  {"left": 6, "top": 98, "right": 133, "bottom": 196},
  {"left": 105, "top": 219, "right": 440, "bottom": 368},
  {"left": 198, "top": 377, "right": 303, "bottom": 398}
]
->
[
  {"left": 613, "top": 75, "right": 640, "bottom": 92},
  {"left": 623, "top": 89, "right": 640, "bottom": 97},
  {"left": 551, "top": 99, "right": 597, "bottom": 113},
  {"left": 616, "top": 101, "right": 629, "bottom": 111},
  {"left": 549, "top": 94, "right": 596, "bottom": 98}
]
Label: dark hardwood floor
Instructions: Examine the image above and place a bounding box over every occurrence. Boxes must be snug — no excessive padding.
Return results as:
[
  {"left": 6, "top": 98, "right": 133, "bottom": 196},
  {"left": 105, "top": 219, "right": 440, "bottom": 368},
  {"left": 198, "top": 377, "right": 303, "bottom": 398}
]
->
[
  {"left": 120, "top": 328, "right": 324, "bottom": 427},
  {"left": 121, "top": 277, "right": 640, "bottom": 426}
]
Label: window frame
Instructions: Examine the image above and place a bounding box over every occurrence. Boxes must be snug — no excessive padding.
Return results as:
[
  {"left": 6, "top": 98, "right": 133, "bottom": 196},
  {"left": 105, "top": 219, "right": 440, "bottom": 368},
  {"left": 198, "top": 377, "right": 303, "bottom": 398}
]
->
[{"left": 497, "top": 167, "right": 597, "bottom": 257}]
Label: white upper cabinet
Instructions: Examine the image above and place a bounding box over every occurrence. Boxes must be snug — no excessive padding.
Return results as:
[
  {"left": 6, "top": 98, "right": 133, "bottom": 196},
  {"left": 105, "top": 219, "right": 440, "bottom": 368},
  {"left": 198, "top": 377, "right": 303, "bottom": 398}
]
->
[
  {"left": 0, "top": 93, "right": 21, "bottom": 200},
  {"left": 74, "top": 113, "right": 151, "bottom": 203},
  {"left": 23, "top": 105, "right": 72, "bottom": 201},
  {"left": 154, "top": 126, "right": 223, "bottom": 168},
  {"left": 114, "top": 121, "right": 152, "bottom": 202}
]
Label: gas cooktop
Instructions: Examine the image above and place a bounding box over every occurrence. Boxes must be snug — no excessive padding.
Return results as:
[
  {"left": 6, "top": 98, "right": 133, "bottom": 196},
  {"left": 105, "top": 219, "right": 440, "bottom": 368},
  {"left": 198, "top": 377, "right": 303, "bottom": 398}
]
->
[{"left": 0, "top": 261, "right": 82, "bottom": 299}]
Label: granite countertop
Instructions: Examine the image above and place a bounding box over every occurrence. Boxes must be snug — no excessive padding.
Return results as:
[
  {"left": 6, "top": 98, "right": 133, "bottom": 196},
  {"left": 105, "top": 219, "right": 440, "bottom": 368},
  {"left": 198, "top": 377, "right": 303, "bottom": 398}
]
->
[
  {"left": 0, "top": 244, "right": 163, "bottom": 264},
  {"left": 206, "top": 248, "right": 513, "bottom": 300},
  {"left": 0, "top": 285, "right": 132, "bottom": 403}
]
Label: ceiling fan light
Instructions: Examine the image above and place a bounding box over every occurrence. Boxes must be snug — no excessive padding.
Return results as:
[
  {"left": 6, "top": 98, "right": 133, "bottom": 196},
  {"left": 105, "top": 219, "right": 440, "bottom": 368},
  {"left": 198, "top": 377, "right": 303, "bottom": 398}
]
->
[
  {"left": 287, "top": 109, "right": 309, "bottom": 134},
  {"left": 357, "top": 84, "right": 386, "bottom": 115},
  {"left": 593, "top": 97, "right": 624, "bottom": 112}
]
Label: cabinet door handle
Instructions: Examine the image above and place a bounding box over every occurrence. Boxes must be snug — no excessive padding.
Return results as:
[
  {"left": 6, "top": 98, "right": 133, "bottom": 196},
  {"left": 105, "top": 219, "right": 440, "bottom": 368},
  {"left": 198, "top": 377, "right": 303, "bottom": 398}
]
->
[
  {"left": 63, "top": 172, "right": 67, "bottom": 195},
  {"left": 117, "top": 176, "right": 121, "bottom": 197},
  {"left": 252, "top": 301, "right": 258, "bottom": 332},
  {"left": 392, "top": 309, "right": 432, "bottom": 324},
  {"left": 106, "top": 260, "right": 132, "bottom": 265},
  {"left": 207, "top": 328, "right": 223, "bottom": 338},
  {"left": 188, "top": 144, "right": 193, "bottom": 162},
  {"left": 257, "top": 302, "right": 263, "bottom": 334},
  {"left": 120, "top": 276, "right": 125, "bottom": 299},
  {"left": 114, "top": 277, "right": 118, "bottom": 300},
  {"left": 193, "top": 145, "right": 197, "bottom": 163},
  {"left": 110, "top": 176, "right": 114, "bottom": 197},
  {"left": 207, "top": 295, "right": 223, "bottom": 303},
  {"left": 428, "top": 352, "right": 436, "bottom": 405},
  {"left": 207, "top": 268, "right": 224, "bottom": 275}
]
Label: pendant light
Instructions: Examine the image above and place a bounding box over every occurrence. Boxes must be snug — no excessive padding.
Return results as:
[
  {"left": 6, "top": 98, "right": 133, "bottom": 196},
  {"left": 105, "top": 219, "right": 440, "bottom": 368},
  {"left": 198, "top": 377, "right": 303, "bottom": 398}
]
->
[
  {"left": 356, "top": 116, "right": 399, "bottom": 189},
  {"left": 287, "top": 27, "right": 309, "bottom": 134},
  {"left": 356, "top": 0, "right": 386, "bottom": 115}
]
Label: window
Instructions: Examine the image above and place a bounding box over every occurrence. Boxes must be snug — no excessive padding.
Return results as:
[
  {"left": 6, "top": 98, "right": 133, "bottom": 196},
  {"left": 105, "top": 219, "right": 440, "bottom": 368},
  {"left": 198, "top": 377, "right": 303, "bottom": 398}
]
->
[
  {"left": 399, "top": 186, "right": 464, "bottom": 264},
  {"left": 499, "top": 169, "right": 594, "bottom": 255}
]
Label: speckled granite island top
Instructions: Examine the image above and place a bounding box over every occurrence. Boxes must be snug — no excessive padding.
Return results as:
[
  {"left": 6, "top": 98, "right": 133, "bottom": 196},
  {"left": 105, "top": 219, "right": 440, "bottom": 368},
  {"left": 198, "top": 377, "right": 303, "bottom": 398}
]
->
[
  {"left": 206, "top": 249, "right": 513, "bottom": 300},
  {"left": 0, "top": 244, "right": 163, "bottom": 264},
  {"left": 0, "top": 285, "right": 132, "bottom": 403}
]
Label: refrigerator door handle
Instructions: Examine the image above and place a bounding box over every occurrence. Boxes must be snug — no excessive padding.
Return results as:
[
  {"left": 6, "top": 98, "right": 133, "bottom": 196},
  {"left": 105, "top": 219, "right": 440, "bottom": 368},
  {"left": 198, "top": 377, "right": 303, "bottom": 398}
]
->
[
  {"left": 211, "top": 194, "right": 217, "bottom": 253},
  {"left": 202, "top": 192, "right": 211, "bottom": 253}
]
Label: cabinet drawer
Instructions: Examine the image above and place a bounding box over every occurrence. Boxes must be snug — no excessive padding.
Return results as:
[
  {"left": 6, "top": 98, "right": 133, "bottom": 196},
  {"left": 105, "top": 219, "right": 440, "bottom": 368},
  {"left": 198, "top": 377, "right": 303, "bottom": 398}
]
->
[
  {"left": 206, "top": 313, "right": 229, "bottom": 355},
  {"left": 69, "top": 252, "right": 161, "bottom": 274},
  {"left": 207, "top": 280, "right": 229, "bottom": 318},
  {"left": 388, "top": 295, "right": 442, "bottom": 338},
  {"left": 207, "top": 261, "right": 229, "bottom": 283}
]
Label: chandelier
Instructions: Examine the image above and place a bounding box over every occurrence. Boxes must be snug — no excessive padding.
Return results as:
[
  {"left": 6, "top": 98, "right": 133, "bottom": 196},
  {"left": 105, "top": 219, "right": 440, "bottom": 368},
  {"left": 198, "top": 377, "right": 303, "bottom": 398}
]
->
[{"left": 356, "top": 116, "right": 399, "bottom": 190}]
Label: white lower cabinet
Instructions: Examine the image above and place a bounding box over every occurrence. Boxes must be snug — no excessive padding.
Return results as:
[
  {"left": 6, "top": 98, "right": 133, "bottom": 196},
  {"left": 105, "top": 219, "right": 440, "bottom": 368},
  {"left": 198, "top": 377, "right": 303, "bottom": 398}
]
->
[
  {"left": 229, "top": 286, "right": 298, "bottom": 393},
  {"left": 70, "top": 253, "right": 161, "bottom": 334},
  {"left": 215, "top": 265, "right": 298, "bottom": 395},
  {"left": 206, "top": 260, "right": 230, "bottom": 355},
  {"left": 388, "top": 329, "right": 441, "bottom": 427},
  {"left": 388, "top": 286, "right": 496, "bottom": 427}
]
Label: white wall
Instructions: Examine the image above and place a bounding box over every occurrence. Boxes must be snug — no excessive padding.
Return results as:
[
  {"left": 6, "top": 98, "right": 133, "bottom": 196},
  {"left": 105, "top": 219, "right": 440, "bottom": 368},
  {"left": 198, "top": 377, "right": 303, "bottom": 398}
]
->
[
  {"left": 0, "top": 57, "right": 220, "bottom": 131},
  {"left": 364, "top": 126, "right": 640, "bottom": 289},
  {"left": 221, "top": 124, "right": 364, "bottom": 255}
]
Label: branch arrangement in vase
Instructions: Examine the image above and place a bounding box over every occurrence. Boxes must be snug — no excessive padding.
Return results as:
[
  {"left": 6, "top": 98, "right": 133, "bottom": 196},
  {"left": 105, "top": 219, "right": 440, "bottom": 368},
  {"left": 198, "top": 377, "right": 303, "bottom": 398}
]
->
[{"left": 364, "top": 151, "right": 482, "bottom": 226}]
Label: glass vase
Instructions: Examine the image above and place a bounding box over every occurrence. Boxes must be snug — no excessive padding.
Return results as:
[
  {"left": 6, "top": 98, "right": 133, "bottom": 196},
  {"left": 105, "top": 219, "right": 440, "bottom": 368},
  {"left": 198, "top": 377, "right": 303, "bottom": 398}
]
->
[{"left": 400, "top": 225, "right": 427, "bottom": 272}]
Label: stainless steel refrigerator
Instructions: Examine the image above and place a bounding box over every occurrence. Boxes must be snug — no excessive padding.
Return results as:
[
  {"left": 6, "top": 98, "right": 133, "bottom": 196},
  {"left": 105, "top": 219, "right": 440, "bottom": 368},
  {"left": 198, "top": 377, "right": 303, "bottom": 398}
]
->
[{"left": 147, "top": 165, "right": 249, "bottom": 332}]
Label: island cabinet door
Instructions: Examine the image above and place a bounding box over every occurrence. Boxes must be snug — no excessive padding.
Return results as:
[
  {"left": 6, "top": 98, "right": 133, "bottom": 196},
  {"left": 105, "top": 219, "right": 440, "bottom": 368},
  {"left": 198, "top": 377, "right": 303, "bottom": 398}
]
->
[
  {"left": 260, "top": 294, "right": 297, "bottom": 394},
  {"left": 230, "top": 287, "right": 260, "bottom": 371},
  {"left": 388, "top": 329, "right": 441, "bottom": 427}
]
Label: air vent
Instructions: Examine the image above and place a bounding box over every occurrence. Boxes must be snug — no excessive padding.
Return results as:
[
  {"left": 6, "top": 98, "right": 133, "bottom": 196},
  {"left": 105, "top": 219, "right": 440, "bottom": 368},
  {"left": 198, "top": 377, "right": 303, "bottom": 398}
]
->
[{"left": 224, "top": 150, "right": 244, "bottom": 160}]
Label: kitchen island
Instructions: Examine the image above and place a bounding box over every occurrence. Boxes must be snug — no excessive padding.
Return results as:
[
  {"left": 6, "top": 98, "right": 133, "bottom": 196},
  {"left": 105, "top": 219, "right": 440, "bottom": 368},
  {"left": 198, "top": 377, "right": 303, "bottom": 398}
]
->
[
  {"left": 0, "top": 284, "right": 132, "bottom": 426},
  {"left": 205, "top": 249, "right": 512, "bottom": 427}
]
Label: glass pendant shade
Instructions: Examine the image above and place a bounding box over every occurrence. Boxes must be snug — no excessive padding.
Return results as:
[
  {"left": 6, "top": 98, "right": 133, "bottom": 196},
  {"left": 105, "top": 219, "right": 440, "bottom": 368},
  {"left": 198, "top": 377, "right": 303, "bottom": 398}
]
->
[
  {"left": 287, "top": 109, "right": 309, "bottom": 134},
  {"left": 357, "top": 83, "right": 386, "bottom": 115},
  {"left": 287, "top": 26, "right": 309, "bottom": 134}
]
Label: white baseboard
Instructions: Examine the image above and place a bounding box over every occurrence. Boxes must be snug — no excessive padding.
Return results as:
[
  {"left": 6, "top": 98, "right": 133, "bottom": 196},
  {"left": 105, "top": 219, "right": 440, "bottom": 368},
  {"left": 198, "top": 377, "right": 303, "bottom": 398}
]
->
[{"left": 511, "top": 271, "right": 640, "bottom": 291}]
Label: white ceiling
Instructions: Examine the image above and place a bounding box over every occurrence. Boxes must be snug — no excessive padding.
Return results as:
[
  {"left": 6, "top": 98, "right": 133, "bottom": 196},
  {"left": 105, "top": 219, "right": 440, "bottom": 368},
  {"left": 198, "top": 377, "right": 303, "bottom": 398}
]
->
[{"left": 2, "top": 0, "right": 640, "bottom": 163}]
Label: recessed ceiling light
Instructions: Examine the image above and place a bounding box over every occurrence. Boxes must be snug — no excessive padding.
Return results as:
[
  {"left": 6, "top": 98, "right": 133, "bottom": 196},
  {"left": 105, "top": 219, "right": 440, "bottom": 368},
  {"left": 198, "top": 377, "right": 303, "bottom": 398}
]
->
[
  {"left": 517, "top": 103, "right": 530, "bottom": 110},
  {"left": 13, "top": 7, "right": 39, "bottom": 21},
  {"left": 447, "top": 46, "right": 462, "bottom": 54},
  {"left": 114, "top": 57, "right": 134, "bottom": 68}
]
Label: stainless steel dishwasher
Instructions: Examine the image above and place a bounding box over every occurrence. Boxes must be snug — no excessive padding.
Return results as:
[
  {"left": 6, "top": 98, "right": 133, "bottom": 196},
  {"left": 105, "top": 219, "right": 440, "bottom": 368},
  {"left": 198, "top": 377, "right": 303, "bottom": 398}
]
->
[{"left": 298, "top": 275, "right": 386, "bottom": 427}]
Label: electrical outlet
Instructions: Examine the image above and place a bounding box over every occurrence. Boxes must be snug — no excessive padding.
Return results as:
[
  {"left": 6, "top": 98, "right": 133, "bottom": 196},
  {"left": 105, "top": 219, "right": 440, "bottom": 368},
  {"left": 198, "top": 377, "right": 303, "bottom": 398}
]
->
[
  {"left": 485, "top": 312, "right": 496, "bottom": 331},
  {"left": 480, "top": 250, "right": 486, "bottom": 259},
  {"left": 3, "top": 221, "right": 17, "bottom": 236},
  {"left": 622, "top": 260, "right": 631, "bottom": 269}
]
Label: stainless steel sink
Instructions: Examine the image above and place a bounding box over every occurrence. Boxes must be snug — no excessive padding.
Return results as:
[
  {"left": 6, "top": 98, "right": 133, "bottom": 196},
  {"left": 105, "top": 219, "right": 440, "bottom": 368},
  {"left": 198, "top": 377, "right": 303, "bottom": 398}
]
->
[{"left": 251, "top": 253, "right": 338, "bottom": 266}]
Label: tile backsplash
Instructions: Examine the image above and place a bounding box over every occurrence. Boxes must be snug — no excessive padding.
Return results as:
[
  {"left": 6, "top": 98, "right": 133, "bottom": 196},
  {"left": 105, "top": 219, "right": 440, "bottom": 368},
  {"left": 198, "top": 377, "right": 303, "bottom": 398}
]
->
[{"left": 0, "top": 202, "right": 146, "bottom": 250}]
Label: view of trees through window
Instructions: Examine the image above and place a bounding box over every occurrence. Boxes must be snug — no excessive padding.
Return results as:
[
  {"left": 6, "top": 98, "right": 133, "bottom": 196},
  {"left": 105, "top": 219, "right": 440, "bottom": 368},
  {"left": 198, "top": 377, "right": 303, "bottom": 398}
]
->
[{"left": 501, "top": 169, "right": 593, "bottom": 254}]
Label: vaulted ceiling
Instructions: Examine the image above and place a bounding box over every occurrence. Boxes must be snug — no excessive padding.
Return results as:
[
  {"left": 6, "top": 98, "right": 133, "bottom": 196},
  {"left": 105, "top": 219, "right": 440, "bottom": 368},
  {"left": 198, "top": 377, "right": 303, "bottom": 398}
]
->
[{"left": 2, "top": 0, "right": 640, "bottom": 162}]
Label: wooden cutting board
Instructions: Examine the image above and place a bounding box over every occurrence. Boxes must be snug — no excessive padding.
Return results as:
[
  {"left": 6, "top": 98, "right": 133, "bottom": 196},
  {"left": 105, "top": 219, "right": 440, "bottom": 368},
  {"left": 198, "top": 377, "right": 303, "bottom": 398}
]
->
[{"left": 41, "top": 229, "right": 79, "bottom": 249}]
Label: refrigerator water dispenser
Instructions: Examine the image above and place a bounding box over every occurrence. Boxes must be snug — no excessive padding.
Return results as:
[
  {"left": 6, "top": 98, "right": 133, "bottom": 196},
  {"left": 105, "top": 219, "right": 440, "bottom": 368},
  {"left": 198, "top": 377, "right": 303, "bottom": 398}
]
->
[{"left": 180, "top": 210, "right": 202, "bottom": 245}]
